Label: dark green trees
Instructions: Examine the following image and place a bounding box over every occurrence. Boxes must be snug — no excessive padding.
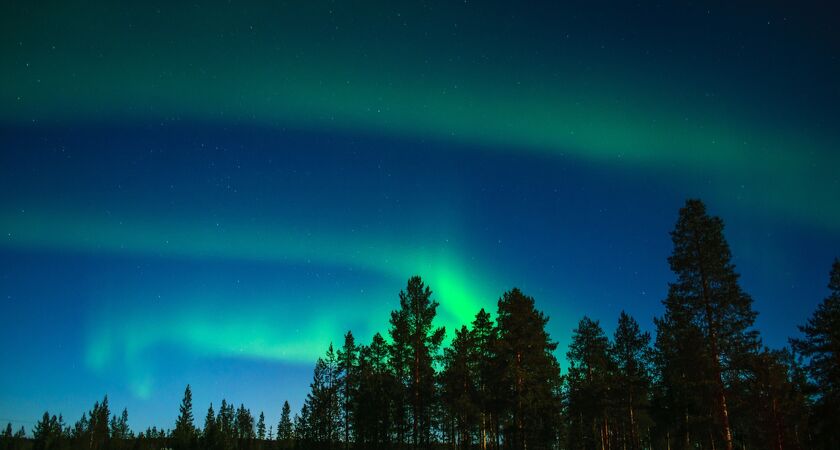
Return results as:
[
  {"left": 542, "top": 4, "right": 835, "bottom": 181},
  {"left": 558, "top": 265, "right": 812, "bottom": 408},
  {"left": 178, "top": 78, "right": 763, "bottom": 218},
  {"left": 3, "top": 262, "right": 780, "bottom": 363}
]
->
[
  {"left": 217, "top": 399, "right": 235, "bottom": 450},
  {"left": 660, "top": 199, "right": 760, "bottom": 450},
  {"left": 337, "top": 331, "right": 358, "bottom": 448},
  {"left": 792, "top": 258, "right": 840, "bottom": 448},
  {"left": 88, "top": 396, "right": 111, "bottom": 450},
  {"left": 353, "top": 332, "right": 394, "bottom": 449},
  {"left": 440, "top": 325, "right": 478, "bottom": 449},
  {"left": 470, "top": 309, "right": 497, "bottom": 450},
  {"left": 389, "top": 276, "right": 446, "bottom": 449},
  {"left": 173, "top": 385, "right": 197, "bottom": 450},
  {"left": 301, "top": 344, "right": 340, "bottom": 446},
  {"left": 566, "top": 317, "right": 612, "bottom": 450},
  {"left": 256, "top": 412, "right": 265, "bottom": 441},
  {"left": 202, "top": 404, "right": 217, "bottom": 450},
  {"left": 495, "top": 288, "right": 562, "bottom": 450},
  {"left": 277, "top": 401, "right": 293, "bottom": 444},
  {"left": 611, "top": 312, "right": 653, "bottom": 450},
  {"left": 33, "top": 412, "right": 65, "bottom": 450},
  {"left": 12, "top": 199, "right": 837, "bottom": 450}
]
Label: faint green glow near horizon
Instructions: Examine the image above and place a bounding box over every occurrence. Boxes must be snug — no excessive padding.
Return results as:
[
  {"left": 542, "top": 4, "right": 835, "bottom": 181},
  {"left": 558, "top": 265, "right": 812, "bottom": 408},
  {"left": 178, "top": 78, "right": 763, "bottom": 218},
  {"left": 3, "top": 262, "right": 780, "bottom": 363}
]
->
[{"left": 2, "top": 208, "right": 497, "bottom": 397}]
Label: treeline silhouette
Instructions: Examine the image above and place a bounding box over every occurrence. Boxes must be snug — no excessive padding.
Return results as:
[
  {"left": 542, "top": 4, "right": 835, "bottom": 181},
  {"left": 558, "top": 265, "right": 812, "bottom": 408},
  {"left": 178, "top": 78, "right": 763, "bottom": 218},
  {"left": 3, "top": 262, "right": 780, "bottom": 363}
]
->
[{"left": 2, "top": 200, "right": 839, "bottom": 450}]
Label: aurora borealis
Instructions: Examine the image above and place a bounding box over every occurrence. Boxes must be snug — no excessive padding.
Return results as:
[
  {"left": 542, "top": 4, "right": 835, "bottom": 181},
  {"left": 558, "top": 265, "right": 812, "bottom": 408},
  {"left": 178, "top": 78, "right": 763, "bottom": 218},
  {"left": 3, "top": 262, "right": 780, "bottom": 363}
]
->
[{"left": 1, "top": 0, "right": 839, "bottom": 433}]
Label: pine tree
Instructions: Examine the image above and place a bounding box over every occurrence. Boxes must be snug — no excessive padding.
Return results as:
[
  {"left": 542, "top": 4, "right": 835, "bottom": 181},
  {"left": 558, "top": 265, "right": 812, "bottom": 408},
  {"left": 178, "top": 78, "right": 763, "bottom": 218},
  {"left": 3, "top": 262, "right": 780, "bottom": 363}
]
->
[
  {"left": 566, "top": 316, "right": 613, "bottom": 450},
  {"left": 470, "top": 309, "right": 497, "bottom": 450},
  {"left": 302, "top": 345, "right": 340, "bottom": 445},
  {"left": 111, "top": 408, "right": 130, "bottom": 439},
  {"left": 652, "top": 308, "right": 713, "bottom": 449},
  {"left": 277, "top": 401, "right": 293, "bottom": 442},
  {"left": 388, "top": 276, "right": 445, "bottom": 449},
  {"left": 610, "top": 311, "right": 653, "bottom": 450},
  {"left": 256, "top": 412, "right": 265, "bottom": 440},
  {"left": 202, "top": 404, "right": 217, "bottom": 450},
  {"left": 72, "top": 413, "right": 88, "bottom": 441},
  {"left": 1, "top": 423, "right": 12, "bottom": 450},
  {"left": 235, "top": 404, "right": 255, "bottom": 442},
  {"left": 791, "top": 258, "right": 840, "bottom": 448},
  {"left": 217, "top": 400, "right": 235, "bottom": 450},
  {"left": 731, "top": 348, "right": 811, "bottom": 450},
  {"left": 174, "top": 385, "right": 196, "bottom": 450},
  {"left": 294, "top": 404, "right": 310, "bottom": 445},
  {"left": 354, "top": 332, "right": 394, "bottom": 449},
  {"left": 441, "top": 325, "right": 478, "bottom": 449},
  {"left": 88, "top": 396, "right": 111, "bottom": 450},
  {"left": 663, "top": 199, "right": 760, "bottom": 450},
  {"left": 33, "top": 412, "right": 57, "bottom": 450},
  {"left": 337, "top": 331, "right": 358, "bottom": 448},
  {"left": 495, "top": 288, "right": 562, "bottom": 450}
]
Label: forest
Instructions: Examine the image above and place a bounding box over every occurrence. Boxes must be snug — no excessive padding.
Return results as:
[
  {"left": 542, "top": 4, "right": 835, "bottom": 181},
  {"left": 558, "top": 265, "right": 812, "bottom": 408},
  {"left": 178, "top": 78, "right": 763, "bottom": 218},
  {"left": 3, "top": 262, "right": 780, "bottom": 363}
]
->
[{"left": 2, "top": 199, "right": 838, "bottom": 450}]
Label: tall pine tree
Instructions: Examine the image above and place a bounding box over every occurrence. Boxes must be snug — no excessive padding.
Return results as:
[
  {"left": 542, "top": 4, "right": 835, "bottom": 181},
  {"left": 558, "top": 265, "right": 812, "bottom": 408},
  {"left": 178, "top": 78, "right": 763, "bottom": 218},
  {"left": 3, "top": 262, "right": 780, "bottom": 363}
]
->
[
  {"left": 610, "top": 312, "right": 653, "bottom": 450},
  {"left": 495, "top": 288, "right": 562, "bottom": 450},
  {"left": 337, "top": 331, "right": 358, "bottom": 448},
  {"left": 389, "top": 276, "right": 445, "bottom": 450},
  {"left": 662, "top": 199, "right": 760, "bottom": 450},
  {"left": 566, "top": 316, "right": 613, "bottom": 450}
]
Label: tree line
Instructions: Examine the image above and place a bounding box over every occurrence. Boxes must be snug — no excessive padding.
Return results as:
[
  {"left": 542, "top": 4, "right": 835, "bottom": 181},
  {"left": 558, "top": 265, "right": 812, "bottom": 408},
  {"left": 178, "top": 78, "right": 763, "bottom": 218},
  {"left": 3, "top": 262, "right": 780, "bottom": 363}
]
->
[{"left": 2, "top": 199, "right": 838, "bottom": 450}]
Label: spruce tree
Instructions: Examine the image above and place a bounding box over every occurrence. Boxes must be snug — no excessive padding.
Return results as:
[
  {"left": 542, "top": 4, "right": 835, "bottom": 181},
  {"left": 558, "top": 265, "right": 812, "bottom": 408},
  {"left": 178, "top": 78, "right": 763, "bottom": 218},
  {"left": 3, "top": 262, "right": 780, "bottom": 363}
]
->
[
  {"left": 389, "top": 276, "right": 445, "bottom": 449},
  {"left": 470, "top": 309, "right": 497, "bottom": 450},
  {"left": 652, "top": 299, "right": 713, "bottom": 449},
  {"left": 277, "top": 401, "right": 293, "bottom": 442},
  {"left": 302, "top": 345, "right": 341, "bottom": 445},
  {"left": 495, "top": 288, "right": 562, "bottom": 450},
  {"left": 610, "top": 311, "right": 653, "bottom": 450},
  {"left": 354, "top": 332, "right": 394, "bottom": 449},
  {"left": 33, "top": 412, "right": 54, "bottom": 450},
  {"left": 566, "top": 316, "right": 613, "bottom": 450},
  {"left": 174, "top": 385, "right": 196, "bottom": 450},
  {"left": 217, "top": 399, "right": 235, "bottom": 450},
  {"left": 337, "top": 331, "right": 358, "bottom": 448},
  {"left": 203, "top": 404, "right": 217, "bottom": 450},
  {"left": 441, "top": 325, "right": 478, "bottom": 449},
  {"left": 257, "top": 412, "right": 265, "bottom": 440},
  {"left": 663, "top": 199, "right": 759, "bottom": 450},
  {"left": 88, "top": 396, "right": 111, "bottom": 450},
  {"left": 791, "top": 258, "right": 840, "bottom": 448},
  {"left": 235, "top": 404, "right": 254, "bottom": 441}
]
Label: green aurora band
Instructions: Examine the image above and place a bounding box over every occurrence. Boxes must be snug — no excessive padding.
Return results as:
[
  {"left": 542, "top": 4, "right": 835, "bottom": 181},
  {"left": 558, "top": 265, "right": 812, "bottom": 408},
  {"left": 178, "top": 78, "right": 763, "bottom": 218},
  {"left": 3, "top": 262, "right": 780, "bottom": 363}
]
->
[
  {"left": 2, "top": 209, "right": 503, "bottom": 396},
  {"left": 2, "top": 2, "right": 839, "bottom": 229}
]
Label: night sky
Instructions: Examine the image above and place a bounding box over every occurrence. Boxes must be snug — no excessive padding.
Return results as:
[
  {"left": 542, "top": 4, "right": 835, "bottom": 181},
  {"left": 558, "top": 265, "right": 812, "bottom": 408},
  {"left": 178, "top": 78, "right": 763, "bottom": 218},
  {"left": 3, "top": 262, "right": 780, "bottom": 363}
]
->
[{"left": 2, "top": 0, "right": 839, "bottom": 433}]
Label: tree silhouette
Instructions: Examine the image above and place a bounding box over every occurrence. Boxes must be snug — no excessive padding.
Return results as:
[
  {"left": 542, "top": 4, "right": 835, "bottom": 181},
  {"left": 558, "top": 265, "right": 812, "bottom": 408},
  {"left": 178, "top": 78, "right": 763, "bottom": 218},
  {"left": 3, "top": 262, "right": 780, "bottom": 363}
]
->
[
  {"left": 791, "top": 258, "right": 840, "bottom": 449},
  {"left": 9, "top": 201, "right": 837, "bottom": 450},
  {"left": 389, "top": 276, "right": 445, "bottom": 450},
  {"left": 277, "top": 401, "right": 293, "bottom": 444},
  {"left": 440, "top": 325, "right": 479, "bottom": 449},
  {"left": 662, "top": 199, "right": 760, "bottom": 450},
  {"left": 256, "top": 412, "right": 265, "bottom": 441},
  {"left": 470, "top": 309, "right": 497, "bottom": 450},
  {"left": 337, "top": 331, "right": 358, "bottom": 448},
  {"left": 202, "top": 403, "right": 217, "bottom": 450},
  {"left": 174, "top": 385, "right": 196, "bottom": 450},
  {"left": 566, "top": 316, "right": 613, "bottom": 450},
  {"left": 495, "top": 288, "right": 561, "bottom": 450},
  {"left": 610, "top": 311, "right": 653, "bottom": 450}
]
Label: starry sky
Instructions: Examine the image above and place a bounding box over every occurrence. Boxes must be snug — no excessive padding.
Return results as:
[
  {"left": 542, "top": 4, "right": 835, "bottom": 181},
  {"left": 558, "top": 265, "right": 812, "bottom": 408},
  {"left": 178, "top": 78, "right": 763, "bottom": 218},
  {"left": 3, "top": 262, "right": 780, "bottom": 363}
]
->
[{"left": 1, "top": 0, "right": 839, "bottom": 433}]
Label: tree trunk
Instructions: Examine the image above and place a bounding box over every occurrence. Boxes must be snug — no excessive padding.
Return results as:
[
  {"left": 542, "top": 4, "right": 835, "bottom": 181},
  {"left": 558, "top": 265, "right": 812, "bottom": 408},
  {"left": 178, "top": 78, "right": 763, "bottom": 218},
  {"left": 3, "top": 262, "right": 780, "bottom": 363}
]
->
[{"left": 695, "top": 237, "right": 734, "bottom": 450}]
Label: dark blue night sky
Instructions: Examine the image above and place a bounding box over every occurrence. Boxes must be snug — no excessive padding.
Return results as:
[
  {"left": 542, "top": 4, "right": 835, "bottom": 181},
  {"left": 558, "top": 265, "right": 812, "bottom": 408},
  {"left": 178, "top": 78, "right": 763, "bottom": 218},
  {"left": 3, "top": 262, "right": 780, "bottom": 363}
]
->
[{"left": 1, "top": 0, "right": 839, "bottom": 432}]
